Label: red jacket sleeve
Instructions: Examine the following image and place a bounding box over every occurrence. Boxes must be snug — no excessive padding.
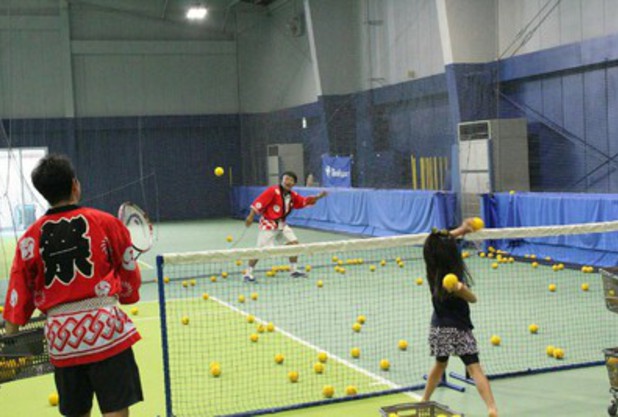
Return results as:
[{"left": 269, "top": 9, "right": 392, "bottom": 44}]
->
[
  {"left": 291, "top": 191, "right": 317, "bottom": 209},
  {"left": 251, "top": 187, "right": 276, "bottom": 214},
  {"left": 2, "top": 240, "right": 36, "bottom": 325},
  {"left": 108, "top": 218, "right": 142, "bottom": 304}
]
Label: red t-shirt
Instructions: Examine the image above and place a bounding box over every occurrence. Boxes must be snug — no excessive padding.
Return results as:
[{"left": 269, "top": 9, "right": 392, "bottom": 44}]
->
[{"left": 251, "top": 185, "right": 316, "bottom": 230}]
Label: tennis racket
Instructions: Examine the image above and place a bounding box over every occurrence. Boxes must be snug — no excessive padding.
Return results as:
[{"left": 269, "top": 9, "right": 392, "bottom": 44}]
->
[
  {"left": 118, "top": 202, "right": 154, "bottom": 260},
  {"left": 230, "top": 226, "right": 250, "bottom": 249}
]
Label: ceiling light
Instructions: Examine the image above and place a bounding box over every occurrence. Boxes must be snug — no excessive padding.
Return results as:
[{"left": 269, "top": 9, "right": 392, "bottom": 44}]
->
[{"left": 187, "top": 5, "right": 208, "bottom": 20}]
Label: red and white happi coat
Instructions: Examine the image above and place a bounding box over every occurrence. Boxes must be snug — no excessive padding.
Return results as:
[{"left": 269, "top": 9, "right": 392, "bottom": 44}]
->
[
  {"left": 250, "top": 185, "right": 316, "bottom": 230},
  {"left": 2, "top": 205, "right": 142, "bottom": 367}
]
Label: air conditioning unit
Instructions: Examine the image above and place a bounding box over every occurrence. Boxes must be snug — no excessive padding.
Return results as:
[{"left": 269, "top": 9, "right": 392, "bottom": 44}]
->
[
  {"left": 266, "top": 144, "right": 304, "bottom": 186},
  {"left": 457, "top": 118, "right": 529, "bottom": 218}
]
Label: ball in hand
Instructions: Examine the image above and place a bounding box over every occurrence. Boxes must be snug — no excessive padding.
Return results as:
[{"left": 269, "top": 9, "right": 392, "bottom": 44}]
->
[
  {"left": 470, "top": 217, "right": 485, "bottom": 231},
  {"left": 442, "top": 273, "right": 459, "bottom": 290}
]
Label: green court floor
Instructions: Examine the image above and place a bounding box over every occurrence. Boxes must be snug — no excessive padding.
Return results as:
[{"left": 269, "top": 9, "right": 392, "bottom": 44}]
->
[{"left": 0, "top": 219, "right": 615, "bottom": 416}]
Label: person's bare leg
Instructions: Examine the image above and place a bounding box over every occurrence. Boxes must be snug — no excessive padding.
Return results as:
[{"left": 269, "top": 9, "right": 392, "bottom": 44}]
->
[
  {"left": 421, "top": 360, "right": 447, "bottom": 401},
  {"left": 466, "top": 363, "right": 498, "bottom": 417},
  {"left": 287, "top": 240, "right": 299, "bottom": 265}
]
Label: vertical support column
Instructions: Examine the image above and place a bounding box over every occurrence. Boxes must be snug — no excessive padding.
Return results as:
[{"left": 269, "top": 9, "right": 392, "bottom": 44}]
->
[{"left": 58, "top": 0, "right": 75, "bottom": 118}]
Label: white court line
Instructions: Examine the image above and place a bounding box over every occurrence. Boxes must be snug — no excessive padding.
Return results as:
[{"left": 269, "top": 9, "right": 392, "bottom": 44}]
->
[{"left": 138, "top": 260, "right": 154, "bottom": 270}]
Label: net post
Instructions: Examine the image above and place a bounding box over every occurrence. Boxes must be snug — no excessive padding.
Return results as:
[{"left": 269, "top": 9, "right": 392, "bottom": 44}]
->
[{"left": 156, "top": 255, "right": 174, "bottom": 417}]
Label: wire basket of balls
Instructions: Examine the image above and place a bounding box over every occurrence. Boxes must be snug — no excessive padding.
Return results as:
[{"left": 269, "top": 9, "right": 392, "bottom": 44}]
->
[
  {"left": 601, "top": 268, "right": 618, "bottom": 313},
  {"left": 604, "top": 347, "right": 618, "bottom": 416},
  {"left": 379, "top": 401, "right": 464, "bottom": 417}
]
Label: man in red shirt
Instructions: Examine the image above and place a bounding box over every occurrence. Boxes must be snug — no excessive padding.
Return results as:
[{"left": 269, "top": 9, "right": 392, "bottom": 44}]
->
[
  {"left": 3, "top": 154, "right": 143, "bottom": 417},
  {"left": 244, "top": 171, "right": 326, "bottom": 283}
]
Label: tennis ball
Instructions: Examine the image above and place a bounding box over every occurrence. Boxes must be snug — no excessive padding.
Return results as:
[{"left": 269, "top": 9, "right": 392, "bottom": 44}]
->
[
  {"left": 182, "top": 281, "right": 189, "bottom": 288},
  {"left": 369, "top": 265, "right": 376, "bottom": 272},
  {"left": 509, "top": 190, "right": 516, "bottom": 195},
  {"left": 247, "top": 315, "right": 255, "bottom": 324},
  {"left": 238, "top": 295, "right": 246, "bottom": 303},
  {"left": 388, "top": 414, "right": 398, "bottom": 417},
  {"left": 471, "top": 217, "right": 484, "bottom": 231},
  {"left": 266, "top": 322, "right": 275, "bottom": 332},
  {"left": 380, "top": 260, "right": 386, "bottom": 266},
  {"left": 529, "top": 324, "right": 539, "bottom": 334},
  {"left": 235, "top": 260, "right": 242, "bottom": 266},
  {"left": 552, "top": 264, "right": 559, "bottom": 272},
  {"left": 190, "top": 279, "right": 196, "bottom": 286},
  {"left": 130, "top": 307, "right": 139, "bottom": 316},
  {"left": 581, "top": 283, "right": 590, "bottom": 291},
  {"left": 332, "top": 256, "right": 339, "bottom": 263},
  {"left": 356, "top": 315, "right": 366, "bottom": 324},
  {"left": 274, "top": 354, "right": 284, "bottom": 364},
  {"left": 226, "top": 235, "right": 233, "bottom": 242},
  {"left": 479, "top": 252, "right": 486, "bottom": 258},
  {"left": 214, "top": 167, "right": 224, "bottom": 177},
  {"left": 210, "top": 365, "right": 221, "bottom": 377},
  {"left": 257, "top": 324, "right": 266, "bottom": 333},
  {"left": 266, "top": 270, "right": 275, "bottom": 277},
  {"left": 251, "top": 292, "right": 258, "bottom": 301},
  {"left": 48, "top": 392, "right": 59, "bottom": 407},
  {"left": 210, "top": 276, "right": 217, "bottom": 283},
  {"left": 317, "top": 280, "right": 324, "bottom": 288},
  {"left": 398, "top": 262, "right": 404, "bottom": 268},
  {"left": 395, "top": 257, "right": 402, "bottom": 263},
  {"left": 352, "top": 322, "right": 362, "bottom": 332},
  {"left": 398, "top": 339, "right": 408, "bottom": 350},
  {"left": 416, "top": 277, "right": 423, "bottom": 285},
  {"left": 305, "top": 265, "right": 312, "bottom": 272},
  {"left": 209, "top": 361, "right": 220, "bottom": 370},
  {"left": 532, "top": 262, "right": 538, "bottom": 268},
  {"left": 250, "top": 334, "right": 259, "bottom": 343},
  {"left": 322, "top": 385, "right": 335, "bottom": 398},
  {"left": 380, "top": 359, "right": 390, "bottom": 371},
  {"left": 345, "top": 385, "right": 358, "bottom": 396},
  {"left": 545, "top": 256, "right": 552, "bottom": 261},
  {"left": 317, "top": 352, "right": 328, "bottom": 363},
  {"left": 181, "top": 316, "right": 190, "bottom": 325},
  {"left": 163, "top": 276, "right": 170, "bottom": 284},
  {"left": 553, "top": 348, "right": 565, "bottom": 359},
  {"left": 491, "top": 262, "right": 499, "bottom": 269},
  {"left": 530, "top": 254, "right": 537, "bottom": 259},
  {"left": 313, "top": 362, "right": 325, "bottom": 374},
  {"left": 490, "top": 335, "right": 501, "bottom": 346},
  {"left": 337, "top": 260, "right": 343, "bottom": 266},
  {"left": 442, "top": 273, "right": 458, "bottom": 290},
  {"left": 288, "top": 371, "right": 299, "bottom": 383},
  {"left": 221, "top": 271, "right": 228, "bottom": 278},
  {"left": 202, "top": 293, "right": 209, "bottom": 300},
  {"left": 548, "top": 283, "right": 557, "bottom": 292},
  {"left": 546, "top": 345, "right": 555, "bottom": 356},
  {"left": 351, "top": 347, "right": 360, "bottom": 358}
]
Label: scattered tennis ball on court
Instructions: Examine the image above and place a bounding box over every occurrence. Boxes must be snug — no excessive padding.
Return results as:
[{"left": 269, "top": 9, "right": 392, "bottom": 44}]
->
[
  {"left": 322, "top": 385, "right": 335, "bottom": 398},
  {"left": 318, "top": 352, "right": 328, "bottom": 363},
  {"left": 398, "top": 339, "right": 408, "bottom": 350},
  {"left": 210, "top": 276, "right": 217, "bottom": 283},
  {"left": 214, "top": 166, "right": 224, "bottom": 177},
  {"left": 251, "top": 292, "right": 258, "bottom": 301},
  {"left": 274, "top": 354, "right": 284, "bottom": 364},
  {"left": 545, "top": 256, "right": 552, "bottom": 261},
  {"left": 479, "top": 252, "right": 486, "bottom": 258},
  {"left": 546, "top": 345, "right": 555, "bottom": 356},
  {"left": 305, "top": 265, "right": 312, "bottom": 272},
  {"left": 340, "top": 267, "right": 346, "bottom": 274},
  {"left": 48, "top": 392, "right": 59, "bottom": 407},
  {"left": 163, "top": 276, "right": 170, "bottom": 284},
  {"left": 491, "top": 262, "right": 499, "bottom": 269},
  {"left": 490, "top": 335, "right": 501, "bottom": 346},
  {"left": 266, "top": 322, "right": 275, "bottom": 332},
  {"left": 210, "top": 364, "right": 222, "bottom": 377},
  {"left": 352, "top": 323, "right": 362, "bottom": 332},
  {"left": 181, "top": 316, "right": 190, "bottom": 325},
  {"left": 369, "top": 265, "right": 376, "bottom": 272},
  {"left": 380, "top": 359, "right": 390, "bottom": 371},
  {"left": 530, "top": 254, "right": 537, "bottom": 259},
  {"left": 509, "top": 190, "right": 516, "bottom": 195},
  {"left": 471, "top": 217, "right": 484, "bottom": 231},
  {"left": 332, "top": 256, "right": 339, "bottom": 263},
  {"left": 351, "top": 347, "right": 361, "bottom": 358},
  {"left": 388, "top": 414, "right": 398, "bottom": 417},
  {"left": 548, "top": 283, "right": 557, "bottom": 292},
  {"left": 257, "top": 324, "right": 265, "bottom": 333},
  {"left": 266, "top": 270, "right": 275, "bottom": 277},
  {"left": 235, "top": 260, "right": 242, "bottom": 266},
  {"left": 238, "top": 295, "right": 246, "bottom": 303},
  {"left": 288, "top": 371, "right": 299, "bottom": 383},
  {"left": 130, "top": 307, "right": 139, "bottom": 316},
  {"left": 442, "top": 273, "right": 459, "bottom": 290},
  {"left": 190, "top": 279, "right": 196, "bottom": 286},
  {"left": 221, "top": 271, "right": 229, "bottom": 279},
  {"left": 246, "top": 315, "right": 255, "bottom": 324},
  {"left": 416, "top": 277, "right": 423, "bottom": 285},
  {"left": 553, "top": 348, "right": 565, "bottom": 359},
  {"left": 529, "top": 324, "right": 539, "bottom": 334},
  {"left": 337, "top": 260, "right": 344, "bottom": 266},
  {"left": 345, "top": 385, "right": 358, "bottom": 396},
  {"left": 313, "top": 362, "right": 325, "bottom": 374},
  {"left": 398, "top": 262, "right": 405, "bottom": 268},
  {"left": 226, "top": 235, "right": 233, "bottom": 243},
  {"left": 581, "top": 283, "right": 590, "bottom": 291},
  {"left": 356, "top": 315, "right": 366, "bottom": 324},
  {"left": 380, "top": 260, "right": 386, "bottom": 266},
  {"left": 202, "top": 293, "right": 210, "bottom": 301},
  {"left": 532, "top": 262, "right": 539, "bottom": 268},
  {"left": 317, "top": 280, "right": 324, "bottom": 288},
  {"left": 250, "top": 333, "right": 259, "bottom": 343},
  {"left": 182, "top": 280, "right": 189, "bottom": 288}
]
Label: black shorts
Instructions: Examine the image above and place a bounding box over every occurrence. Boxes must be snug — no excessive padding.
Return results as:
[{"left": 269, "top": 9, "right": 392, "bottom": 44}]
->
[{"left": 54, "top": 347, "right": 143, "bottom": 417}]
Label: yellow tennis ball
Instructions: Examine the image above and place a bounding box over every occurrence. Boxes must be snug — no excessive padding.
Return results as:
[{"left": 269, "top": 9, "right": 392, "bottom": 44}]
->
[
  {"left": 380, "top": 260, "right": 386, "bottom": 266},
  {"left": 317, "top": 352, "right": 328, "bottom": 363},
  {"left": 266, "top": 270, "right": 275, "bottom": 277},
  {"left": 305, "top": 264, "right": 312, "bottom": 272},
  {"left": 163, "top": 276, "right": 170, "bottom": 284},
  {"left": 288, "top": 371, "right": 299, "bottom": 383},
  {"left": 246, "top": 315, "right": 255, "bottom": 324},
  {"left": 532, "top": 262, "right": 539, "bottom": 268},
  {"left": 182, "top": 280, "right": 189, "bottom": 288},
  {"left": 332, "top": 256, "right": 339, "bottom": 263},
  {"left": 210, "top": 365, "right": 221, "bottom": 377},
  {"left": 210, "top": 276, "right": 217, "bottom": 283},
  {"left": 553, "top": 348, "right": 565, "bottom": 359},
  {"left": 345, "top": 385, "right": 358, "bottom": 396},
  {"left": 181, "top": 316, "right": 190, "bottom": 325},
  {"left": 471, "top": 217, "right": 484, "bottom": 231},
  {"left": 398, "top": 262, "right": 404, "bottom": 268},
  {"left": 130, "top": 307, "right": 139, "bottom": 316},
  {"left": 256, "top": 324, "right": 265, "bottom": 333},
  {"left": 238, "top": 295, "right": 246, "bottom": 303},
  {"left": 442, "top": 273, "right": 459, "bottom": 290},
  {"left": 274, "top": 354, "right": 284, "bottom": 364},
  {"left": 251, "top": 292, "right": 258, "bottom": 301},
  {"left": 317, "top": 280, "right": 324, "bottom": 288},
  {"left": 190, "top": 279, "right": 196, "bottom": 286},
  {"left": 479, "top": 252, "right": 486, "bottom": 258},
  {"left": 491, "top": 262, "right": 499, "bottom": 269},
  {"left": 266, "top": 322, "right": 275, "bottom": 332},
  {"left": 369, "top": 265, "right": 376, "bottom": 272},
  {"left": 548, "top": 283, "right": 557, "bottom": 292},
  {"left": 398, "top": 339, "right": 408, "bottom": 350},
  {"left": 388, "top": 414, "right": 398, "bottom": 417},
  {"left": 221, "top": 271, "right": 229, "bottom": 278},
  {"left": 235, "top": 259, "right": 242, "bottom": 266},
  {"left": 356, "top": 315, "right": 366, "bottom": 324},
  {"left": 313, "top": 362, "right": 325, "bottom": 374},
  {"left": 546, "top": 345, "right": 555, "bottom": 356},
  {"left": 581, "top": 283, "right": 590, "bottom": 291},
  {"left": 322, "top": 385, "right": 335, "bottom": 398},
  {"left": 416, "top": 277, "right": 423, "bottom": 285},
  {"left": 490, "top": 335, "right": 501, "bottom": 346},
  {"left": 380, "top": 359, "right": 390, "bottom": 371},
  {"left": 214, "top": 167, "right": 224, "bottom": 177},
  {"left": 529, "top": 324, "right": 539, "bottom": 334},
  {"left": 351, "top": 347, "right": 360, "bottom": 358},
  {"left": 509, "top": 190, "right": 516, "bottom": 195},
  {"left": 48, "top": 392, "right": 59, "bottom": 407},
  {"left": 352, "top": 322, "right": 362, "bottom": 332},
  {"left": 250, "top": 333, "right": 259, "bottom": 342},
  {"left": 226, "top": 235, "right": 233, "bottom": 242},
  {"left": 202, "top": 293, "right": 209, "bottom": 300}
]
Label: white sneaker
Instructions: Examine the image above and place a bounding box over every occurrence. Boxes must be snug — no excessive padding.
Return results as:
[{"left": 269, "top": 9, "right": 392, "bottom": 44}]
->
[{"left": 243, "top": 273, "right": 256, "bottom": 283}]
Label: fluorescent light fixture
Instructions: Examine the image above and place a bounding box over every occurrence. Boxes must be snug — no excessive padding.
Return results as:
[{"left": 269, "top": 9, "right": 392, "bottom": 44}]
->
[{"left": 187, "top": 5, "right": 208, "bottom": 20}]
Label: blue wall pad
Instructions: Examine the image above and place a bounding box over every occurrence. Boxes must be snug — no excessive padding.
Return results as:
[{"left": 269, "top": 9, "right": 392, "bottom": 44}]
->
[
  {"left": 231, "top": 186, "right": 456, "bottom": 237},
  {"left": 481, "top": 192, "right": 618, "bottom": 267}
]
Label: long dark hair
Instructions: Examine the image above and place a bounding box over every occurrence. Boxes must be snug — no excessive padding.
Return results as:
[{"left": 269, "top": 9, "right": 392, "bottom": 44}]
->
[{"left": 423, "top": 229, "right": 473, "bottom": 300}]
